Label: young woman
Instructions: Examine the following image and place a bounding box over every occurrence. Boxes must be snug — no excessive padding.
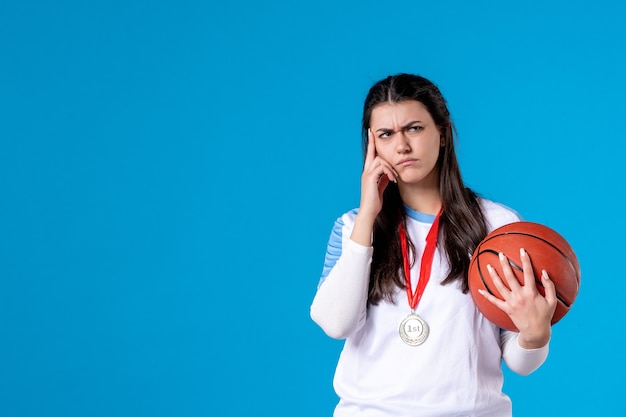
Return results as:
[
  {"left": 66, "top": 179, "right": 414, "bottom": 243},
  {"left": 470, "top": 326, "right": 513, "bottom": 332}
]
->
[{"left": 310, "top": 73, "right": 557, "bottom": 417}]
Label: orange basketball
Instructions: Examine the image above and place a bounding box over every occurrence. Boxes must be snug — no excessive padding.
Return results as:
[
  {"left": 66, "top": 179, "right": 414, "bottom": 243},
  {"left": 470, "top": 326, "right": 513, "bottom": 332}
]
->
[{"left": 468, "top": 221, "right": 580, "bottom": 331}]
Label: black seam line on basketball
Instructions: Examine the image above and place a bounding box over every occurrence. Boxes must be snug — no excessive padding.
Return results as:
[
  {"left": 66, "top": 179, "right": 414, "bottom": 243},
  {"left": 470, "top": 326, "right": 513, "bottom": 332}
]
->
[
  {"left": 476, "top": 254, "right": 497, "bottom": 298},
  {"left": 481, "top": 231, "right": 580, "bottom": 284},
  {"left": 477, "top": 248, "right": 571, "bottom": 308}
]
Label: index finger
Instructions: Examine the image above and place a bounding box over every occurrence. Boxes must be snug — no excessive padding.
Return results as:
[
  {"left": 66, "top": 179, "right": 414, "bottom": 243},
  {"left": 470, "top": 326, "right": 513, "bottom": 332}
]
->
[{"left": 366, "top": 128, "right": 376, "bottom": 163}]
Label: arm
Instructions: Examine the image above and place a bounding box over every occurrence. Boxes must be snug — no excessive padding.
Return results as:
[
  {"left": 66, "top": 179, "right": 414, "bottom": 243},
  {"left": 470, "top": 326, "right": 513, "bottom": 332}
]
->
[
  {"left": 480, "top": 247, "right": 556, "bottom": 375},
  {"left": 501, "top": 329, "right": 549, "bottom": 376},
  {"left": 311, "top": 130, "right": 397, "bottom": 339},
  {"left": 310, "top": 234, "right": 372, "bottom": 339}
]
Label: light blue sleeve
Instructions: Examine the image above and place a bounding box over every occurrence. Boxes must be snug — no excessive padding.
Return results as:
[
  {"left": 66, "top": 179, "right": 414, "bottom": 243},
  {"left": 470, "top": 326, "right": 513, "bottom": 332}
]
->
[{"left": 318, "top": 209, "right": 358, "bottom": 287}]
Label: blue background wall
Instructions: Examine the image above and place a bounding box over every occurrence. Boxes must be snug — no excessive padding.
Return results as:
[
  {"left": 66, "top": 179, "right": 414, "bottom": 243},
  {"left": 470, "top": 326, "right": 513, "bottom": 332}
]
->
[{"left": 1, "top": 0, "right": 624, "bottom": 415}]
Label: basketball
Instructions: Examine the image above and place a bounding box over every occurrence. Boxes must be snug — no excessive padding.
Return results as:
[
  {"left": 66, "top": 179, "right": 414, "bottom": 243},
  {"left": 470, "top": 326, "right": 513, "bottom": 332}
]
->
[{"left": 468, "top": 221, "right": 580, "bottom": 331}]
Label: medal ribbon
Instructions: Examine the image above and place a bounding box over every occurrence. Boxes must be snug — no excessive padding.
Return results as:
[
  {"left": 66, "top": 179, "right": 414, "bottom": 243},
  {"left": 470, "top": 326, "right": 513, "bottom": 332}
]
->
[{"left": 399, "top": 206, "right": 443, "bottom": 311}]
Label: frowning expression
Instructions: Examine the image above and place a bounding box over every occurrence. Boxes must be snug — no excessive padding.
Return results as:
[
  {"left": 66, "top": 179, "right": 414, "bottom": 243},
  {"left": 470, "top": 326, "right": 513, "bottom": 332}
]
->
[{"left": 370, "top": 100, "right": 443, "bottom": 186}]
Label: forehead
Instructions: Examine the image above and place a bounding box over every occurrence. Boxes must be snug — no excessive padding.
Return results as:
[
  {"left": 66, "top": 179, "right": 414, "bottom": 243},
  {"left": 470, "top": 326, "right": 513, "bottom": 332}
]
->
[{"left": 370, "top": 100, "right": 434, "bottom": 126}]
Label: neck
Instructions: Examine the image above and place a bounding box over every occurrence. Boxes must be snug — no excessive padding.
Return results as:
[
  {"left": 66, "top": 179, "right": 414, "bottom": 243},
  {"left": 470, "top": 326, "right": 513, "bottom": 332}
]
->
[{"left": 398, "top": 183, "right": 442, "bottom": 215}]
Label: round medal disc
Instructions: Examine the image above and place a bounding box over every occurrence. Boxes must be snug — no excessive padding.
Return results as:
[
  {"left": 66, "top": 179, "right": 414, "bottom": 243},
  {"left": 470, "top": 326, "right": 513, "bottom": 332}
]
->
[{"left": 399, "top": 312, "right": 429, "bottom": 346}]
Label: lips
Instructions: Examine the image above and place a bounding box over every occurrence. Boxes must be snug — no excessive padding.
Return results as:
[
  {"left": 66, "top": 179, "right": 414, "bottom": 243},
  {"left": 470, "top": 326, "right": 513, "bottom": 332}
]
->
[{"left": 397, "top": 158, "right": 417, "bottom": 167}]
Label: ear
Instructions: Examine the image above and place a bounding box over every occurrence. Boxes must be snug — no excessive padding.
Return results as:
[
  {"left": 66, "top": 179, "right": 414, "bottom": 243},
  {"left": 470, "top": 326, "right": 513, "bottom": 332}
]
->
[{"left": 440, "top": 136, "right": 445, "bottom": 147}]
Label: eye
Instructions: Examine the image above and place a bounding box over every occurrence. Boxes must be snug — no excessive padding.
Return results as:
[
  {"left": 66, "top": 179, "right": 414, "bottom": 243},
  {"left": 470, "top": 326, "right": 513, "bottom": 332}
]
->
[
  {"left": 378, "top": 131, "right": 392, "bottom": 139},
  {"left": 407, "top": 125, "right": 424, "bottom": 133}
]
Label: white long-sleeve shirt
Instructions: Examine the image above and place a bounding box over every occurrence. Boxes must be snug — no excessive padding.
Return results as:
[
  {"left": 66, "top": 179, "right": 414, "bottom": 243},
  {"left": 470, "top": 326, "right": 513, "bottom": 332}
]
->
[{"left": 311, "top": 199, "right": 549, "bottom": 417}]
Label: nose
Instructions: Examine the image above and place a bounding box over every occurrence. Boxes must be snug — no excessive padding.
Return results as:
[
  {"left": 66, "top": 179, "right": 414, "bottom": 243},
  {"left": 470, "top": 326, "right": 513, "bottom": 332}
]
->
[{"left": 395, "top": 132, "right": 411, "bottom": 153}]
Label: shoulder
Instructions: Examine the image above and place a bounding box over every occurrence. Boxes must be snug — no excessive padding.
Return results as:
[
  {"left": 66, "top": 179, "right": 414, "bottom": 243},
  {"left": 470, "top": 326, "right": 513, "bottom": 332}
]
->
[
  {"left": 325, "top": 208, "right": 360, "bottom": 243},
  {"left": 478, "top": 198, "right": 523, "bottom": 232},
  {"left": 334, "top": 208, "right": 360, "bottom": 229}
]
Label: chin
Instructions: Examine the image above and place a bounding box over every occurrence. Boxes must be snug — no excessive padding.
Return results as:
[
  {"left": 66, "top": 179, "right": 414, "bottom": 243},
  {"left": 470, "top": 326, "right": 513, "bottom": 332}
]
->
[{"left": 399, "top": 174, "right": 427, "bottom": 184}]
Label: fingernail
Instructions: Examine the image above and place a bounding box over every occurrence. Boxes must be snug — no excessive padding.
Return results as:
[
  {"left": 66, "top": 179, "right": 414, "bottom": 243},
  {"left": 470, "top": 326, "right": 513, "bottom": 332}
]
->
[
  {"left": 487, "top": 264, "right": 494, "bottom": 273},
  {"left": 520, "top": 248, "right": 526, "bottom": 257},
  {"left": 542, "top": 270, "right": 549, "bottom": 280},
  {"left": 498, "top": 252, "right": 505, "bottom": 261}
]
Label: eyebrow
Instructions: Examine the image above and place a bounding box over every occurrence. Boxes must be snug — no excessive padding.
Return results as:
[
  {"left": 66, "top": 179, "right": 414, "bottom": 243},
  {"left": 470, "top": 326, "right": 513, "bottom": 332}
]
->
[{"left": 375, "top": 121, "right": 423, "bottom": 132}]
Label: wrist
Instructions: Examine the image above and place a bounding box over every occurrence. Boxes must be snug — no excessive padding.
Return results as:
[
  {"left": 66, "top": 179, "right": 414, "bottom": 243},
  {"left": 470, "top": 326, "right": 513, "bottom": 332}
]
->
[
  {"left": 350, "top": 212, "right": 376, "bottom": 247},
  {"left": 517, "top": 325, "right": 551, "bottom": 349}
]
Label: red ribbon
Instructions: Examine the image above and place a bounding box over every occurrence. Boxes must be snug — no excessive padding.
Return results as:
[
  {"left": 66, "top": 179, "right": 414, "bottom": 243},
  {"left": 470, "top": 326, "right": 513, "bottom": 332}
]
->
[{"left": 399, "top": 207, "right": 443, "bottom": 310}]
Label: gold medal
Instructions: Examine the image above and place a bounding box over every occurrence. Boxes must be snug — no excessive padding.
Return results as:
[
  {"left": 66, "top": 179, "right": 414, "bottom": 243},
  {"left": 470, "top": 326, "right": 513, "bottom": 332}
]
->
[{"left": 399, "top": 311, "right": 429, "bottom": 346}]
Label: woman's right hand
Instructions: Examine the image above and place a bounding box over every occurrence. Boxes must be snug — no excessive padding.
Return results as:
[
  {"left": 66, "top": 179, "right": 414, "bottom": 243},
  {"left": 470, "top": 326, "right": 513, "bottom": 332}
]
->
[
  {"left": 350, "top": 130, "right": 397, "bottom": 247},
  {"left": 359, "top": 129, "right": 397, "bottom": 220}
]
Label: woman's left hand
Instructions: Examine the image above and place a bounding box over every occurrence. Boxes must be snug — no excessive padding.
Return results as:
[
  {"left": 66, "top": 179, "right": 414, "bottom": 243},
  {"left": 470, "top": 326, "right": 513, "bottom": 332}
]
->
[{"left": 479, "top": 248, "right": 557, "bottom": 349}]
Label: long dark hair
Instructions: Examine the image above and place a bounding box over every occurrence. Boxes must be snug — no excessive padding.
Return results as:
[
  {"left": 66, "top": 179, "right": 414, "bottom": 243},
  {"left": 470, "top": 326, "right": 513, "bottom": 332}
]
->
[{"left": 362, "top": 73, "right": 488, "bottom": 305}]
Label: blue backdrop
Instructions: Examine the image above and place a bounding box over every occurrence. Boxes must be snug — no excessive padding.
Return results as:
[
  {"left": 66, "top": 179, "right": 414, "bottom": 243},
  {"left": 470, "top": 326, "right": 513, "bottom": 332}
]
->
[{"left": 1, "top": 1, "right": 624, "bottom": 416}]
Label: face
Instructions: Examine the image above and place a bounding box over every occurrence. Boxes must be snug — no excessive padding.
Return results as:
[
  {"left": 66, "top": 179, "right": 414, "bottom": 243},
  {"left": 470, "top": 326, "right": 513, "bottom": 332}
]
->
[{"left": 369, "top": 100, "right": 443, "bottom": 187}]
